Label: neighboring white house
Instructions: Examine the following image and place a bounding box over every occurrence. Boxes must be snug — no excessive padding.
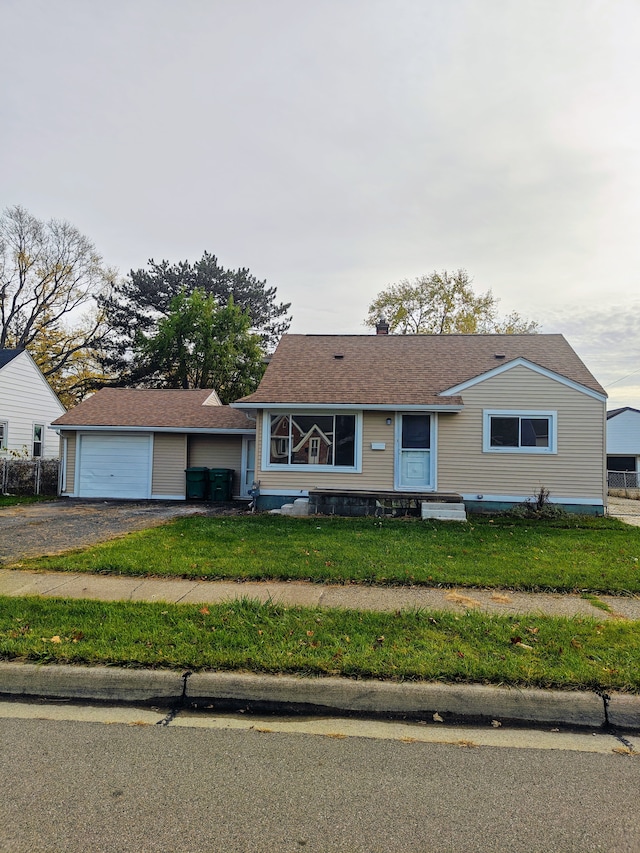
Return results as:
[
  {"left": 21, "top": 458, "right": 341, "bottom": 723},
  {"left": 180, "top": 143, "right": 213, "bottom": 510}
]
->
[
  {"left": 607, "top": 407, "right": 640, "bottom": 487},
  {"left": 0, "top": 349, "right": 66, "bottom": 458}
]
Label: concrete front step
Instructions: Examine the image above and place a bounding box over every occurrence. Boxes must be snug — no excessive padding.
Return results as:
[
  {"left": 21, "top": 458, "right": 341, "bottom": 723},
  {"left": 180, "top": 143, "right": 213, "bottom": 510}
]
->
[
  {"left": 421, "top": 501, "right": 467, "bottom": 522},
  {"left": 270, "top": 498, "right": 310, "bottom": 517}
]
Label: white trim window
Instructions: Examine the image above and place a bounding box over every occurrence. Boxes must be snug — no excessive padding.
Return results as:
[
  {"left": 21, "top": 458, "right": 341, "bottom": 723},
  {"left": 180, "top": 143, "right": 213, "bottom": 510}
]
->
[
  {"left": 264, "top": 411, "right": 361, "bottom": 471},
  {"left": 0, "top": 421, "right": 7, "bottom": 451},
  {"left": 32, "top": 424, "right": 44, "bottom": 458},
  {"left": 483, "top": 410, "right": 557, "bottom": 454}
]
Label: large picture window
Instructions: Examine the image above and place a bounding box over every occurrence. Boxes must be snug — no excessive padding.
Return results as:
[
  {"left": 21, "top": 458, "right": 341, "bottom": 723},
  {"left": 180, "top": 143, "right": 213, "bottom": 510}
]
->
[
  {"left": 483, "top": 410, "right": 556, "bottom": 454},
  {"left": 267, "top": 413, "right": 358, "bottom": 469}
]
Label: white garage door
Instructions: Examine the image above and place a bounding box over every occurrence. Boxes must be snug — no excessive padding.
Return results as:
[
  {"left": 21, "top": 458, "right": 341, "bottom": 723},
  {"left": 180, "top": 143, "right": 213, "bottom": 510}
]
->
[{"left": 78, "top": 433, "right": 152, "bottom": 499}]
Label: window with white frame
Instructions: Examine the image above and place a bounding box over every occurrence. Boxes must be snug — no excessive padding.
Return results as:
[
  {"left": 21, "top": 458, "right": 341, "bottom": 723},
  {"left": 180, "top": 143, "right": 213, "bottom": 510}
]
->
[
  {"left": 0, "top": 421, "right": 7, "bottom": 451},
  {"left": 265, "top": 412, "right": 360, "bottom": 469},
  {"left": 483, "top": 410, "right": 556, "bottom": 454},
  {"left": 33, "top": 424, "right": 44, "bottom": 458}
]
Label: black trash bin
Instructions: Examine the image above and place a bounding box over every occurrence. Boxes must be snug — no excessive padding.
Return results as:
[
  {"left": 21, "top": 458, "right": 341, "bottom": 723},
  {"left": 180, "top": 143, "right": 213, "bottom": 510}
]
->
[
  {"left": 208, "top": 468, "right": 234, "bottom": 501},
  {"left": 185, "top": 467, "right": 209, "bottom": 500}
]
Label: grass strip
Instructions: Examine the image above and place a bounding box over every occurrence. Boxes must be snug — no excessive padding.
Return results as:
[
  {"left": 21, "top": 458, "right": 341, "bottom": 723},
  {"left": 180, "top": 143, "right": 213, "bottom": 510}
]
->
[
  {"left": 1, "top": 595, "right": 639, "bottom": 692},
  {"left": 15, "top": 514, "right": 640, "bottom": 595},
  {"left": 0, "top": 495, "right": 56, "bottom": 508}
]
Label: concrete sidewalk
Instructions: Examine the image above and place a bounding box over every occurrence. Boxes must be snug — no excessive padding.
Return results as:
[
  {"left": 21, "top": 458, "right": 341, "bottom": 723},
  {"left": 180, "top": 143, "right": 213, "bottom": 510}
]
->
[
  {"left": 1, "top": 567, "right": 640, "bottom": 620},
  {"left": 2, "top": 569, "right": 639, "bottom": 731}
]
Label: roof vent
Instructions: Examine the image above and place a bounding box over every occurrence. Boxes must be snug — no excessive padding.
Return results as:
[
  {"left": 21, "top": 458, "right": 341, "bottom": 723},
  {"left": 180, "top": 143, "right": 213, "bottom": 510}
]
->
[
  {"left": 375, "top": 317, "right": 390, "bottom": 335},
  {"left": 494, "top": 353, "right": 506, "bottom": 359},
  {"left": 334, "top": 353, "right": 344, "bottom": 360}
]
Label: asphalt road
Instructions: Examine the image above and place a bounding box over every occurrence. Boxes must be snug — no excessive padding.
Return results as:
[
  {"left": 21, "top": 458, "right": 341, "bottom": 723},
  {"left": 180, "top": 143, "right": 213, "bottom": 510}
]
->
[{"left": 1, "top": 712, "right": 638, "bottom": 853}]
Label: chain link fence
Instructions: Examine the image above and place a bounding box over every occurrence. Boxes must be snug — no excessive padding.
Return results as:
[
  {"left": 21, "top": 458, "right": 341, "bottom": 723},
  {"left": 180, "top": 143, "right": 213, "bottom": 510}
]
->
[
  {"left": 1, "top": 458, "right": 60, "bottom": 496},
  {"left": 608, "top": 470, "right": 639, "bottom": 489}
]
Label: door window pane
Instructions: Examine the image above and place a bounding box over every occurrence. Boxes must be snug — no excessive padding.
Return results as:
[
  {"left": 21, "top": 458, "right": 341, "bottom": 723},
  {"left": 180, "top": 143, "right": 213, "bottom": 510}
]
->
[{"left": 401, "top": 415, "right": 430, "bottom": 449}]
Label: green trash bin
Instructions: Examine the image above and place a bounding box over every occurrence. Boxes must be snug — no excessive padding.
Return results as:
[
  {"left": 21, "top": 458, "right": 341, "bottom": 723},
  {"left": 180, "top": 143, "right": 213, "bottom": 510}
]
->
[
  {"left": 208, "top": 468, "right": 234, "bottom": 501},
  {"left": 185, "top": 467, "right": 209, "bottom": 500}
]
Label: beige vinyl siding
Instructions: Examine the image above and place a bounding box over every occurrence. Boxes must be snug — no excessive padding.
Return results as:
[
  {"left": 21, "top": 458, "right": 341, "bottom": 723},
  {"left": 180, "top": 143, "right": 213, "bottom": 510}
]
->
[
  {"left": 255, "top": 411, "right": 396, "bottom": 492},
  {"left": 151, "top": 433, "right": 187, "bottom": 497},
  {"left": 437, "top": 366, "right": 606, "bottom": 501},
  {"left": 61, "top": 432, "right": 76, "bottom": 495},
  {"left": 188, "top": 435, "right": 243, "bottom": 496}
]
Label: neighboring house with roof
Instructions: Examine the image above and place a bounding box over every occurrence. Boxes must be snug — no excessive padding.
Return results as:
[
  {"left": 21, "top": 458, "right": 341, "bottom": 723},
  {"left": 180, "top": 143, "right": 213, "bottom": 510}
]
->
[
  {"left": 232, "top": 332, "right": 608, "bottom": 515},
  {"left": 52, "top": 388, "right": 256, "bottom": 500},
  {"left": 0, "top": 349, "right": 65, "bottom": 459},
  {"left": 606, "top": 407, "right": 640, "bottom": 488}
]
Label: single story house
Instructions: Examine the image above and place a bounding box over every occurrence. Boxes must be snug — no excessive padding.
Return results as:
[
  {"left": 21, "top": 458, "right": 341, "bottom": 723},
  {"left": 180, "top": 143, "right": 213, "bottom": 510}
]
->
[
  {"left": 52, "top": 388, "right": 256, "bottom": 500},
  {"left": 606, "top": 407, "right": 640, "bottom": 488},
  {"left": 52, "top": 332, "right": 607, "bottom": 514},
  {"left": 232, "top": 332, "right": 607, "bottom": 515},
  {"left": 0, "top": 348, "right": 66, "bottom": 458}
]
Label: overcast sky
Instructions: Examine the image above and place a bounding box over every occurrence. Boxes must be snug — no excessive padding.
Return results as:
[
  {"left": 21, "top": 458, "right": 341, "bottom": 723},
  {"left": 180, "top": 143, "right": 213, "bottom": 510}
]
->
[{"left": 2, "top": 0, "right": 639, "bottom": 407}]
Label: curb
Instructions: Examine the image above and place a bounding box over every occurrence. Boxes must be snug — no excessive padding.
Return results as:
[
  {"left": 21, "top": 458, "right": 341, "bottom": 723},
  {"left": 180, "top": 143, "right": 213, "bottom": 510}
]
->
[{"left": 1, "top": 662, "right": 638, "bottom": 730}]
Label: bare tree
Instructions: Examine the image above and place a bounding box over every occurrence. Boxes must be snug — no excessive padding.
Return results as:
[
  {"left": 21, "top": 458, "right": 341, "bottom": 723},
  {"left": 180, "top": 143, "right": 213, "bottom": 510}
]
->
[{"left": 0, "top": 205, "right": 115, "bottom": 398}]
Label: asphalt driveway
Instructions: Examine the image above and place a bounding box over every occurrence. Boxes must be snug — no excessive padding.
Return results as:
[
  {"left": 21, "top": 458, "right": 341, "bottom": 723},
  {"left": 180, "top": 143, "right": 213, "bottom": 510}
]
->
[{"left": 0, "top": 500, "right": 240, "bottom": 565}]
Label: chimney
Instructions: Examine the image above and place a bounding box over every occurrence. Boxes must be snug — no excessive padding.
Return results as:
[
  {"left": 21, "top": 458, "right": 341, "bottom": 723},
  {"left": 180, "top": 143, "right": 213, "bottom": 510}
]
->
[{"left": 375, "top": 317, "right": 389, "bottom": 335}]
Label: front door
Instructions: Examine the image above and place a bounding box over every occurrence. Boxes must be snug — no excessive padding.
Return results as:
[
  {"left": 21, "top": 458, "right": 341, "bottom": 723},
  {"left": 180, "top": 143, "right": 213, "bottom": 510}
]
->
[
  {"left": 396, "top": 414, "right": 432, "bottom": 491},
  {"left": 241, "top": 437, "right": 256, "bottom": 498}
]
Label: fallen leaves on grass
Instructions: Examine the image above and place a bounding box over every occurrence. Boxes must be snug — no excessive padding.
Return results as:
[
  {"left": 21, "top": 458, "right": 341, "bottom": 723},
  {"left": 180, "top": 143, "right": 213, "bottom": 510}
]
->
[{"left": 510, "top": 636, "right": 534, "bottom": 649}]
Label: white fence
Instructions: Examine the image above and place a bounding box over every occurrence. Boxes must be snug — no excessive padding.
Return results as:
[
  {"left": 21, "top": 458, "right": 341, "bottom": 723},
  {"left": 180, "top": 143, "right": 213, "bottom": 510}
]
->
[{"left": 0, "top": 458, "right": 60, "bottom": 496}]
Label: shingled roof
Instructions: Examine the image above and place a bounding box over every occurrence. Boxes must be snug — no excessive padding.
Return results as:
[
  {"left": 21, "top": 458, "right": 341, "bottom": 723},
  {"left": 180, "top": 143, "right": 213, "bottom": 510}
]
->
[
  {"left": 235, "top": 334, "right": 605, "bottom": 407},
  {"left": 0, "top": 349, "right": 24, "bottom": 369},
  {"left": 53, "top": 388, "right": 255, "bottom": 430},
  {"left": 607, "top": 406, "right": 640, "bottom": 419}
]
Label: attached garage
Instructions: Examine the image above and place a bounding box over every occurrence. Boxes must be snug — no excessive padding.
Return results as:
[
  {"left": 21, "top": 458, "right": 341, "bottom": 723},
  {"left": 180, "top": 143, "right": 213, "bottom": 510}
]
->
[
  {"left": 53, "top": 389, "right": 256, "bottom": 501},
  {"left": 77, "top": 432, "right": 152, "bottom": 499}
]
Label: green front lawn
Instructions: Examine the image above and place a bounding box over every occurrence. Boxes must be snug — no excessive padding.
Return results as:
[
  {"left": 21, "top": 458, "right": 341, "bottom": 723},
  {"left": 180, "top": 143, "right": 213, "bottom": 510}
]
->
[
  {"left": 15, "top": 513, "right": 640, "bottom": 595},
  {"left": 2, "top": 596, "right": 639, "bottom": 691}
]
